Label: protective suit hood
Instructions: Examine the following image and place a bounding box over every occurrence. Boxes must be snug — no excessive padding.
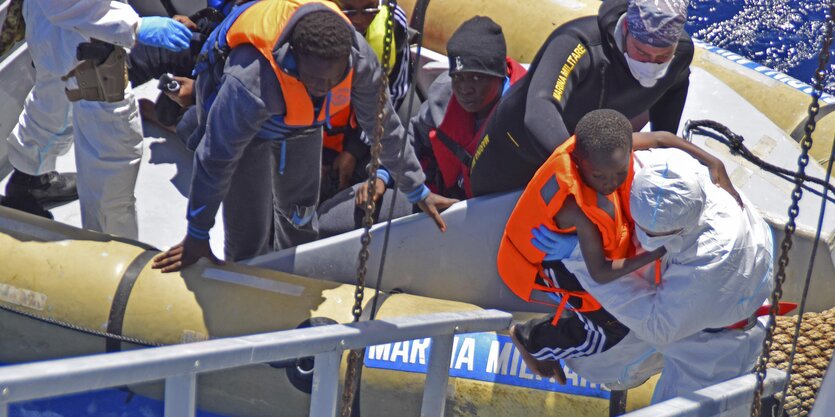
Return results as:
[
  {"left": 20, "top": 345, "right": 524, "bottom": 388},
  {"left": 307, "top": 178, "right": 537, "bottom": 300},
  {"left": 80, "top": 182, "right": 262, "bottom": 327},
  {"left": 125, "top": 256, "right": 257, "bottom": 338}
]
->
[
  {"left": 630, "top": 160, "right": 705, "bottom": 235},
  {"left": 629, "top": 157, "right": 707, "bottom": 253}
]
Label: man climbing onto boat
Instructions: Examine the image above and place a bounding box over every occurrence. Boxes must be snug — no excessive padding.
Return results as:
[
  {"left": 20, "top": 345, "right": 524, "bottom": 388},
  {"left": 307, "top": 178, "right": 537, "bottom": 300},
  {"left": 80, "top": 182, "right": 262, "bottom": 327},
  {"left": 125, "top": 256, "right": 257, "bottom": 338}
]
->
[
  {"left": 563, "top": 148, "right": 775, "bottom": 405},
  {"left": 151, "top": 0, "right": 455, "bottom": 272},
  {"left": 469, "top": 0, "right": 693, "bottom": 196},
  {"left": 1, "top": 0, "right": 192, "bottom": 237},
  {"left": 145, "top": 1, "right": 411, "bottom": 199},
  {"left": 317, "top": 16, "right": 526, "bottom": 237},
  {"left": 498, "top": 109, "right": 739, "bottom": 381}
]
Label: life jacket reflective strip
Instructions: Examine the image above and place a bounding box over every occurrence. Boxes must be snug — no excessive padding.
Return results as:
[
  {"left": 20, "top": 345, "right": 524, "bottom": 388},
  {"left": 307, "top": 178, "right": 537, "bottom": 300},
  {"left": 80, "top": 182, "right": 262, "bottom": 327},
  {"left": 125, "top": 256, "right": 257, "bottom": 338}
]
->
[
  {"left": 497, "top": 136, "right": 635, "bottom": 323},
  {"left": 428, "top": 58, "right": 527, "bottom": 198},
  {"left": 225, "top": 0, "right": 354, "bottom": 127}
]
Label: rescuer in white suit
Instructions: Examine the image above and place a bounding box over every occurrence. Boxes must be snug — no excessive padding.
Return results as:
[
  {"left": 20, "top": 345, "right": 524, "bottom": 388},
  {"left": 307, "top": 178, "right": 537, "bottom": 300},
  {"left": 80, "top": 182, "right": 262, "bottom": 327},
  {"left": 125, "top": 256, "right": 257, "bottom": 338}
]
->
[
  {"left": 2, "top": 0, "right": 191, "bottom": 238},
  {"left": 563, "top": 148, "right": 775, "bottom": 405}
]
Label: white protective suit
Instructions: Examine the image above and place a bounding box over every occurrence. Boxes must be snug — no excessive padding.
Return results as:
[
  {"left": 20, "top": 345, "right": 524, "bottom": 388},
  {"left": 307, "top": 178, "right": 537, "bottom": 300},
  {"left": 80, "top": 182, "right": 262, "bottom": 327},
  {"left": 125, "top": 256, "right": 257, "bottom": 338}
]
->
[
  {"left": 564, "top": 148, "right": 774, "bottom": 405},
  {"left": 7, "top": 0, "right": 144, "bottom": 238}
]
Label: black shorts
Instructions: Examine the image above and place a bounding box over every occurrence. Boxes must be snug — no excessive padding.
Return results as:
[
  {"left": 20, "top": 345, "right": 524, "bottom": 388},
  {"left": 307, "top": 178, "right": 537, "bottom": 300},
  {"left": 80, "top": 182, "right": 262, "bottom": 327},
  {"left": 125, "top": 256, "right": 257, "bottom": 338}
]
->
[{"left": 514, "top": 261, "right": 629, "bottom": 361}]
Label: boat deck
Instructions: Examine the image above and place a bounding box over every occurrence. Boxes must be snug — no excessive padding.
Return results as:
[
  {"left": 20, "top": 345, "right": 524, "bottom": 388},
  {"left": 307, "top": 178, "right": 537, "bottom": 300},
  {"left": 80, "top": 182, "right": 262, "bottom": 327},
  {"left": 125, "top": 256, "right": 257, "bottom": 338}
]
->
[{"left": 0, "top": 79, "right": 228, "bottom": 257}]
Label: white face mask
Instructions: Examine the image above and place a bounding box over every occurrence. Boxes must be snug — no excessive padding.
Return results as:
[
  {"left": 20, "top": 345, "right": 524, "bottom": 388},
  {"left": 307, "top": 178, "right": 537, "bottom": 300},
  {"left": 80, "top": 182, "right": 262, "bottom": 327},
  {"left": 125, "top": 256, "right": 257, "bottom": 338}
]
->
[
  {"left": 635, "top": 227, "right": 683, "bottom": 252},
  {"left": 623, "top": 52, "right": 673, "bottom": 88}
]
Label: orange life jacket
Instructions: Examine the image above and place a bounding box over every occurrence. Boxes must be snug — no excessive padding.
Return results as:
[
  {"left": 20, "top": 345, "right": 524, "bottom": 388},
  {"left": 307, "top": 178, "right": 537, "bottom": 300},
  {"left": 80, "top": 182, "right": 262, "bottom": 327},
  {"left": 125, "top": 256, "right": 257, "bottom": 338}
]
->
[
  {"left": 226, "top": 0, "right": 354, "bottom": 127},
  {"left": 322, "top": 107, "right": 357, "bottom": 153},
  {"left": 497, "top": 136, "right": 636, "bottom": 324}
]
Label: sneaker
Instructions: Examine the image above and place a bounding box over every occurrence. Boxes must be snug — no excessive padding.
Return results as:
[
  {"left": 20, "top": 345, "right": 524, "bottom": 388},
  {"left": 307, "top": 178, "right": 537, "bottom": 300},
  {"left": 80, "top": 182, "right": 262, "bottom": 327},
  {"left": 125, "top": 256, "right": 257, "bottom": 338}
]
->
[{"left": 5, "top": 170, "right": 78, "bottom": 208}]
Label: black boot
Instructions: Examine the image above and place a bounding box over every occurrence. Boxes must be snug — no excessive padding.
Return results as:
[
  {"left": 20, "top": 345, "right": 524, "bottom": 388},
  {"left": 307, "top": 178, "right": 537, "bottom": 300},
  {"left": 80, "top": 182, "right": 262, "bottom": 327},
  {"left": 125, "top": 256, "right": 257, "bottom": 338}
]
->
[
  {"left": 1, "top": 170, "right": 78, "bottom": 219},
  {"left": 0, "top": 191, "right": 54, "bottom": 219},
  {"left": 6, "top": 170, "right": 78, "bottom": 207}
]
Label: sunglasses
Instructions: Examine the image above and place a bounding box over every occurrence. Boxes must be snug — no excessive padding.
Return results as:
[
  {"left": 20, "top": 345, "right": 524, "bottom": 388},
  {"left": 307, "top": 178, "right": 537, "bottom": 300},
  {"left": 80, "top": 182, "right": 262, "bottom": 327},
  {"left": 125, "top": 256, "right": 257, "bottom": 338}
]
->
[{"left": 341, "top": 6, "right": 380, "bottom": 17}]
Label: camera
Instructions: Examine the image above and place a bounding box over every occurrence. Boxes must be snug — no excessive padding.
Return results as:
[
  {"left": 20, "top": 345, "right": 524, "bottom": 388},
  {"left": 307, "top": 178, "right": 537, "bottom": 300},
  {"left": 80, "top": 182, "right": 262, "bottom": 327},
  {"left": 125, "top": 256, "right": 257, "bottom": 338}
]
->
[{"left": 157, "top": 73, "right": 180, "bottom": 93}]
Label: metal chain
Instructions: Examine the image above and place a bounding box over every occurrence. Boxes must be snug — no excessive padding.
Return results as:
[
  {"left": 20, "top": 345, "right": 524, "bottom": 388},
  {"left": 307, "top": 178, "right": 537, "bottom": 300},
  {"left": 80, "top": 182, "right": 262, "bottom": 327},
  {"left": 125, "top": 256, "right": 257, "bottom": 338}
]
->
[
  {"left": 0, "top": 302, "right": 164, "bottom": 347},
  {"left": 368, "top": 0, "right": 430, "bottom": 321},
  {"left": 341, "top": 2, "right": 396, "bottom": 416},
  {"left": 348, "top": 0, "right": 395, "bottom": 326},
  {"left": 750, "top": 5, "right": 834, "bottom": 416}
]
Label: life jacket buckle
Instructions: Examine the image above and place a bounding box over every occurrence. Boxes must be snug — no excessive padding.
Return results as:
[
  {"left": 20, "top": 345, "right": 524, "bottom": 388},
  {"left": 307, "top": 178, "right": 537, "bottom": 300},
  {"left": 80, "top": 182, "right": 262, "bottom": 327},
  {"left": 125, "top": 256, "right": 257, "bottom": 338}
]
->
[{"left": 213, "top": 42, "right": 230, "bottom": 63}]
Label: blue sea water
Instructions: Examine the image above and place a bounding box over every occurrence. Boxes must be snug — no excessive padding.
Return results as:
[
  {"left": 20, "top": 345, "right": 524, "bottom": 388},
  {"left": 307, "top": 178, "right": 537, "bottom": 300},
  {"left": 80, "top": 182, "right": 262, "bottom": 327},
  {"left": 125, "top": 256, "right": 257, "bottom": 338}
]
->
[
  {"left": 8, "top": 389, "right": 227, "bottom": 417},
  {"left": 4, "top": 2, "right": 834, "bottom": 417},
  {"left": 687, "top": 0, "right": 835, "bottom": 94}
]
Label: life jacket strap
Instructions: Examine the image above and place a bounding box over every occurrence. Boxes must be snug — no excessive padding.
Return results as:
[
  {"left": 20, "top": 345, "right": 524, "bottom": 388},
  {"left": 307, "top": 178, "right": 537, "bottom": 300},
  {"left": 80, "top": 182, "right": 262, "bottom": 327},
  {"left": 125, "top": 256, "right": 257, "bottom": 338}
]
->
[
  {"left": 529, "top": 267, "right": 603, "bottom": 327},
  {"left": 710, "top": 302, "right": 799, "bottom": 332},
  {"left": 654, "top": 258, "right": 662, "bottom": 287}
]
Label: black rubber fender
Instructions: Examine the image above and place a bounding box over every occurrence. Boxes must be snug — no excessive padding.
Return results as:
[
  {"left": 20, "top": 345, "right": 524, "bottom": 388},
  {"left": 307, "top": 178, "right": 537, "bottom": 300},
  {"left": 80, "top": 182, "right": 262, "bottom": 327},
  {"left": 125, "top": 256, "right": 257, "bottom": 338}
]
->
[{"left": 282, "top": 317, "right": 339, "bottom": 394}]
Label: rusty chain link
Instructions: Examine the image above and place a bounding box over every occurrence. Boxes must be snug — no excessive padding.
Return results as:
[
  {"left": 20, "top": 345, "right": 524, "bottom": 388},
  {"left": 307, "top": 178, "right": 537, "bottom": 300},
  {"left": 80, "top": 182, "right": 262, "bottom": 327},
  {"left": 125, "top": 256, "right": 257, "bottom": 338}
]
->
[
  {"left": 750, "top": 4, "right": 834, "bottom": 416},
  {"left": 341, "top": 2, "right": 396, "bottom": 416}
]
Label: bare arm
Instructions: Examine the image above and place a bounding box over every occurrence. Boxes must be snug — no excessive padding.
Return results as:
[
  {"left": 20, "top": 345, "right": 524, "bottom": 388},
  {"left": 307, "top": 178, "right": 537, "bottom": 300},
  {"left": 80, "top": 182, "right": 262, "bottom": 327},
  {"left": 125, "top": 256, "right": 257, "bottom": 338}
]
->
[
  {"left": 556, "top": 197, "right": 664, "bottom": 284},
  {"left": 633, "top": 131, "right": 743, "bottom": 207}
]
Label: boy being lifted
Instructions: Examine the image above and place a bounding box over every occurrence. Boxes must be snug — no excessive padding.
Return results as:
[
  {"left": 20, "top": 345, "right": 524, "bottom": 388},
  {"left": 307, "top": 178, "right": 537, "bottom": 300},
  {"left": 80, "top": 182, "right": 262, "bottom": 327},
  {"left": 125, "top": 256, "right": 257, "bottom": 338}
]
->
[{"left": 498, "top": 109, "right": 740, "bottom": 379}]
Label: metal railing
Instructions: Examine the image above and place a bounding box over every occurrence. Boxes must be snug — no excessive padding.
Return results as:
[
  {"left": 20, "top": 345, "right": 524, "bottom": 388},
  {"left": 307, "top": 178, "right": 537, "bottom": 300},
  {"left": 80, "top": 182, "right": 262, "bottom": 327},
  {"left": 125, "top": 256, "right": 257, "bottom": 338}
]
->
[
  {"left": 622, "top": 369, "right": 788, "bottom": 417},
  {"left": 0, "top": 309, "right": 512, "bottom": 417}
]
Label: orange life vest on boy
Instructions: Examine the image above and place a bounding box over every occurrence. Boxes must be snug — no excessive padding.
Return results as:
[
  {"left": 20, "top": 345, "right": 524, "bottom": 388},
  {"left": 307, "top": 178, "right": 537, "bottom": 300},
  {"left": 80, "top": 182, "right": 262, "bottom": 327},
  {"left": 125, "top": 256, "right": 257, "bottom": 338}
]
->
[
  {"left": 497, "top": 136, "right": 636, "bottom": 323},
  {"left": 225, "top": 0, "right": 354, "bottom": 127},
  {"left": 426, "top": 58, "right": 527, "bottom": 198}
]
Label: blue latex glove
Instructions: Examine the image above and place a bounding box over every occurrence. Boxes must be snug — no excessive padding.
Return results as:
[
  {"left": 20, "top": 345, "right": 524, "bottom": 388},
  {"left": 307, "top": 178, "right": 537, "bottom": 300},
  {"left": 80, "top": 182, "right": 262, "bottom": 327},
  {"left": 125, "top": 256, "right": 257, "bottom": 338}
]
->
[
  {"left": 137, "top": 17, "right": 192, "bottom": 52},
  {"left": 531, "top": 226, "right": 578, "bottom": 261}
]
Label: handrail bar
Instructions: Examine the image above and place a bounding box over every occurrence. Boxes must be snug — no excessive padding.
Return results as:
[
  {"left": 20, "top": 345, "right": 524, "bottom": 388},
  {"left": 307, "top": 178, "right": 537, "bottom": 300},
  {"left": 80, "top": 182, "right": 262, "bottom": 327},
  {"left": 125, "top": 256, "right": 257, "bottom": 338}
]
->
[
  {"left": 622, "top": 369, "right": 788, "bottom": 417},
  {"left": 0, "top": 309, "right": 512, "bottom": 417}
]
